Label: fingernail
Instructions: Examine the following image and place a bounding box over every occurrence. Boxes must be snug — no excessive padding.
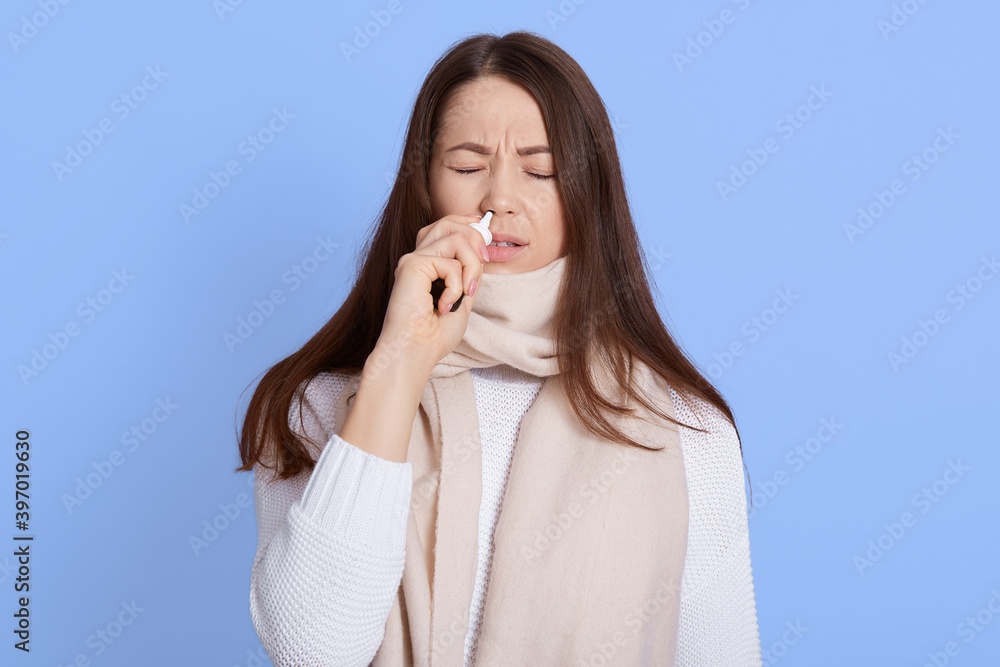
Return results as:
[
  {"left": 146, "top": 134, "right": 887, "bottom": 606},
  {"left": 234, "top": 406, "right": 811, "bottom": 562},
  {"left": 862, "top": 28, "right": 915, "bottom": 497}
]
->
[
  {"left": 480, "top": 244, "right": 490, "bottom": 262},
  {"left": 469, "top": 279, "right": 478, "bottom": 297},
  {"left": 442, "top": 301, "right": 452, "bottom": 313}
]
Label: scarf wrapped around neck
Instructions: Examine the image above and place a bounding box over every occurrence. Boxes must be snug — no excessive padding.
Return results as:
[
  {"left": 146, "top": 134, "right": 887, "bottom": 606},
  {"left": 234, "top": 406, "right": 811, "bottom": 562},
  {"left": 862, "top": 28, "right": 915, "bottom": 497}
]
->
[
  {"left": 332, "top": 255, "right": 689, "bottom": 666},
  {"left": 430, "top": 255, "right": 565, "bottom": 379}
]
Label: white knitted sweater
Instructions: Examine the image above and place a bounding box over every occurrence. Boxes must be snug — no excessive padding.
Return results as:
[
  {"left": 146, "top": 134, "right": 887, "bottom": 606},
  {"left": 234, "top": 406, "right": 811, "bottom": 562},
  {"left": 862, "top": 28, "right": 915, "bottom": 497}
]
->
[{"left": 249, "top": 364, "right": 762, "bottom": 666}]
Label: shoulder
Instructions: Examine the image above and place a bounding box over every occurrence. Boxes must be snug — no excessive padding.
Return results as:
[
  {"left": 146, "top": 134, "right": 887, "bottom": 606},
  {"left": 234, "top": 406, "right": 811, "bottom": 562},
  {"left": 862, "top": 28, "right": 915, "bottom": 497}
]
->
[
  {"left": 669, "top": 389, "right": 752, "bottom": 599},
  {"left": 668, "top": 389, "right": 739, "bottom": 446},
  {"left": 287, "top": 369, "right": 361, "bottom": 457},
  {"left": 667, "top": 387, "right": 746, "bottom": 508},
  {"left": 630, "top": 359, "right": 737, "bottom": 444}
]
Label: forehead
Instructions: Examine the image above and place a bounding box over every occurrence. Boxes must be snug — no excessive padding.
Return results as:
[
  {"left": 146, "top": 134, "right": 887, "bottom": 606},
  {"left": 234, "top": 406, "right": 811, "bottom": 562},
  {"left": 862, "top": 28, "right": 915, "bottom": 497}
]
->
[{"left": 436, "top": 76, "right": 548, "bottom": 142}]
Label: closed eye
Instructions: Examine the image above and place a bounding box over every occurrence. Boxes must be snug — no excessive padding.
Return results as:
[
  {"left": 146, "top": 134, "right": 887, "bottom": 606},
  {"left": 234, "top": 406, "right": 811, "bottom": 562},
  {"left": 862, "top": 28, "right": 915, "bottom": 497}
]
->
[{"left": 452, "top": 168, "right": 554, "bottom": 181}]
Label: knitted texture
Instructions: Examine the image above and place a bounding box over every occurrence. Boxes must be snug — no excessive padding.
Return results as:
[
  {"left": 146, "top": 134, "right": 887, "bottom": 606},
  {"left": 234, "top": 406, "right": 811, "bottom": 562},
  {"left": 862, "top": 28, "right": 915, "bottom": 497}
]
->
[
  {"left": 670, "top": 387, "right": 762, "bottom": 666},
  {"left": 462, "top": 365, "right": 544, "bottom": 666},
  {"left": 249, "top": 368, "right": 761, "bottom": 666},
  {"left": 250, "top": 372, "right": 413, "bottom": 666}
]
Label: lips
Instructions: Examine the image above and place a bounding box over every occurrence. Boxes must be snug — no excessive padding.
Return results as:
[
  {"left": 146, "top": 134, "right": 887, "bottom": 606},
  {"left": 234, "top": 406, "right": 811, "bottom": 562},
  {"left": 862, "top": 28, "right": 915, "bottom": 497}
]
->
[
  {"left": 488, "top": 232, "right": 527, "bottom": 246},
  {"left": 485, "top": 243, "right": 527, "bottom": 262}
]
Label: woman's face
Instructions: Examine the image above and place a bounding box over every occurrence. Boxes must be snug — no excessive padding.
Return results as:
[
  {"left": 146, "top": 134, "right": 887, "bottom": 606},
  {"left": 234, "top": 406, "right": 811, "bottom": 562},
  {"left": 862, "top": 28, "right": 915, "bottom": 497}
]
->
[{"left": 428, "top": 75, "right": 566, "bottom": 274}]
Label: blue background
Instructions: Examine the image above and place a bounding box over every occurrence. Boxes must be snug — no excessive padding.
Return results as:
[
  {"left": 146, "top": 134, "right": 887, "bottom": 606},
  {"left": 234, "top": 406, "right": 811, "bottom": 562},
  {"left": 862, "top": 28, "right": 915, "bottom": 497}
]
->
[{"left": 2, "top": 0, "right": 998, "bottom": 665}]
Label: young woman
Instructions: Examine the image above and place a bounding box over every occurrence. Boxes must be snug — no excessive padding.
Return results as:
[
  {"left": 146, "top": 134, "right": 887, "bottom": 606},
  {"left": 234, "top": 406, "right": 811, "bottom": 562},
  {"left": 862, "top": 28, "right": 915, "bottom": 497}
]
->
[{"left": 237, "top": 31, "right": 762, "bottom": 667}]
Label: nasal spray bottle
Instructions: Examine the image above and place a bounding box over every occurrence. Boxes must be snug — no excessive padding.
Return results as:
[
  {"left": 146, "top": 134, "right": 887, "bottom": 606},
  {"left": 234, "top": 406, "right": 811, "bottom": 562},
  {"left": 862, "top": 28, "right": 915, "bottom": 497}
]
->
[{"left": 430, "top": 210, "right": 493, "bottom": 312}]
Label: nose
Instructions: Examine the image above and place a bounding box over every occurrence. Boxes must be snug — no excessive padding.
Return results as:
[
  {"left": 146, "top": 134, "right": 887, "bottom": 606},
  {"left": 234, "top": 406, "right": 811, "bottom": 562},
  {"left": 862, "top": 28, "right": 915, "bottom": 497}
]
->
[{"left": 481, "top": 161, "right": 520, "bottom": 221}]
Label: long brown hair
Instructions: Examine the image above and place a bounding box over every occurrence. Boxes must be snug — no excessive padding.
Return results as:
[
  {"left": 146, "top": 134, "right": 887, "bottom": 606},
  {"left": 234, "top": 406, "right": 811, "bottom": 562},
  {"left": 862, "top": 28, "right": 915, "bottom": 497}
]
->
[{"left": 235, "top": 30, "right": 751, "bottom": 505}]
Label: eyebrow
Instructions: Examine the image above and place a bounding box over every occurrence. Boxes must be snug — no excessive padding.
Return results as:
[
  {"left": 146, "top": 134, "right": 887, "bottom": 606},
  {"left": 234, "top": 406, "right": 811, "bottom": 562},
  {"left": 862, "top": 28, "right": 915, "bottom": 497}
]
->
[{"left": 444, "top": 141, "right": 552, "bottom": 157}]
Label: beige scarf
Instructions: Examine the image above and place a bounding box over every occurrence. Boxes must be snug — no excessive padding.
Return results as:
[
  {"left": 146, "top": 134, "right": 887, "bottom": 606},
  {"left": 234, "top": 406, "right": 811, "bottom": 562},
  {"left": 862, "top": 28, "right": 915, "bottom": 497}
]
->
[{"left": 332, "top": 255, "right": 689, "bottom": 666}]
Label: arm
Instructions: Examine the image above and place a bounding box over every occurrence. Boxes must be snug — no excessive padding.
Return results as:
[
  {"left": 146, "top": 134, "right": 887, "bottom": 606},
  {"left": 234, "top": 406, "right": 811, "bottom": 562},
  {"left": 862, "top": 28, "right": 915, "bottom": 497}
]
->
[
  {"left": 249, "top": 371, "right": 413, "bottom": 667},
  {"left": 248, "top": 215, "right": 479, "bottom": 664},
  {"left": 671, "top": 389, "right": 763, "bottom": 667}
]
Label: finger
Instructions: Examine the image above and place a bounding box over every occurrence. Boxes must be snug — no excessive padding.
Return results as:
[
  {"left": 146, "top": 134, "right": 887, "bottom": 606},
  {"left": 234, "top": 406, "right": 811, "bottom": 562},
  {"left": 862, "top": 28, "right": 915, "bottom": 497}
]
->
[
  {"left": 415, "top": 233, "right": 484, "bottom": 306},
  {"left": 415, "top": 215, "right": 487, "bottom": 253},
  {"left": 396, "top": 253, "right": 459, "bottom": 311},
  {"left": 427, "top": 255, "right": 463, "bottom": 313},
  {"left": 415, "top": 216, "right": 479, "bottom": 251}
]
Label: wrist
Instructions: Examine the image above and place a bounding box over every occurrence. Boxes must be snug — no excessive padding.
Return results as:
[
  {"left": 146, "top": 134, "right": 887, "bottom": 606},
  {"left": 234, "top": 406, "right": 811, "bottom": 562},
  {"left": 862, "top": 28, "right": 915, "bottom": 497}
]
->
[{"left": 362, "top": 338, "right": 434, "bottom": 393}]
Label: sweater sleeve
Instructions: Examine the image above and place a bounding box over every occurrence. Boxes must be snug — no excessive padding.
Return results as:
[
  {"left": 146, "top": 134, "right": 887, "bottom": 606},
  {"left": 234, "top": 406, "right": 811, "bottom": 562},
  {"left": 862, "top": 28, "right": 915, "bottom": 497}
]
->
[
  {"left": 671, "top": 389, "right": 763, "bottom": 667},
  {"left": 249, "top": 372, "right": 413, "bottom": 667}
]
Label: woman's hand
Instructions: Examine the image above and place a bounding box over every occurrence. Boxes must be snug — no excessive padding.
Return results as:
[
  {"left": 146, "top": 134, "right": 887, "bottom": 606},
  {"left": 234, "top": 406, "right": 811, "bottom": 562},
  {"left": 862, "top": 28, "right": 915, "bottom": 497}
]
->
[{"left": 375, "top": 213, "right": 491, "bottom": 374}]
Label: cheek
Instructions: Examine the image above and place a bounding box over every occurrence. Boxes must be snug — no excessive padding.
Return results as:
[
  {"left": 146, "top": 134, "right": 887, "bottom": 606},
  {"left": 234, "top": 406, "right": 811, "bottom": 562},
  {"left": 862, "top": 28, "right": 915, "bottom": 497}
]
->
[
  {"left": 546, "top": 197, "right": 566, "bottom": 245},
  {"left": 429, "top": 171, "right": 463, "bottom": 207},
  {"left": 427, "top": 170, "right": 441, "bottom": 201},
  {"left": 428, "top": 174, "right": 451, "bottom": 217},
  {"left": 538, "top": 223, "right": 563, "bottom": 256}
]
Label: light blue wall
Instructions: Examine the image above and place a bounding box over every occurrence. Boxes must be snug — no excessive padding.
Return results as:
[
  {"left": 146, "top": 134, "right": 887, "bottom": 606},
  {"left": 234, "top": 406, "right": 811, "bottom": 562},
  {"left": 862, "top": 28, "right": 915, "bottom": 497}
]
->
[{"left": 2, "top": 1, "right": 998, "bottom": 665}]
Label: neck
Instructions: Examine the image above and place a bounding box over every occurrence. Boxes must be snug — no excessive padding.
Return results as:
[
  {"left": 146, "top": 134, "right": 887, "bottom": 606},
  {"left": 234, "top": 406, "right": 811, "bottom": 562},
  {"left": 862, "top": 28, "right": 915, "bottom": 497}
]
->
[{"left": 431, "top": 255, "right": 568, "bottom": 379}]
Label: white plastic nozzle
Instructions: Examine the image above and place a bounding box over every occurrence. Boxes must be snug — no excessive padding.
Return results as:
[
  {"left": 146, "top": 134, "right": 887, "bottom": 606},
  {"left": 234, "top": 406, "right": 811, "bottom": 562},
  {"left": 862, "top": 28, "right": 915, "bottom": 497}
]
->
[{"left": 470, "top": 211, "right": 493, "bottom": 246}]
